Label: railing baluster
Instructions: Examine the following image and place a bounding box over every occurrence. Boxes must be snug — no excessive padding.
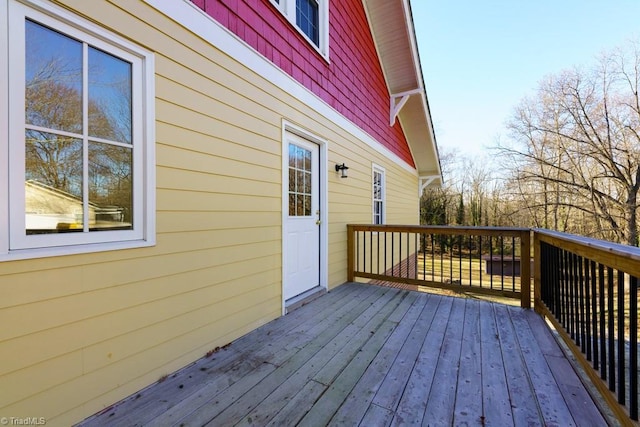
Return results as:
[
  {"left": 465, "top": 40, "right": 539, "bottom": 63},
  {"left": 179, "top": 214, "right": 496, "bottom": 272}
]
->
[
  {"left": 489, "top": 236, "right": 494, "bottom": 289},
  {"left": 600, "top": 263, "right": 607, "bottom": 381},
  {"left": 579, "top": 255, "right": 586, "bottom": 353},
  {"left": 479, "top": 235, "right": 483, "bottom": 288},
  {"left": 376, "top": 229, "right": 380, "bottom": 275},
  {"left": 630, "top": 275, "right": 638, "bottom": 420},
  {"left": 384, "top": 231, "right": 387, "bottom": 277},
  {"left": 449, "top": 236, "right": 453, "bottom": 284},
  {"left": 440, "top": 234, "right": 444, "bottom": 283},
  {"left": 608, "top": 266, "right": 616, "bottom": 392},
  {"left": 584, "top": 256, "right": 591, "bottom": 361},
  {"left": 430, "top": 233, "right": 435, "bottom": 281},
  {"left": 617, "top": 270, "right": 625, "bottom": 405},
  {"left": 356, "top": 230, "right": 360, "bottom": 274},
  {"left": 391, "top": 231, "right": 396, "bottom": 277},
  {"left": 590, "top": 260, "right": 598, "bottom": 368},
  {"left": 512, "top": 236, "right": 516, "bottom": 292},
  {"left": 369, "top": 231, "right": 373, "bottom": 273},
  {"left": 500, "top": 235, "right": 505, "bottom": 291}
]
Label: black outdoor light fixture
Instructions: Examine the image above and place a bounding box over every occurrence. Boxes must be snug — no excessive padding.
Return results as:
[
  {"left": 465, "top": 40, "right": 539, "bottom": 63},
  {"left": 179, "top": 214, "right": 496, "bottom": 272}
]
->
[{"left": 335, "top": 163, "right": 349, "bottom": 178}]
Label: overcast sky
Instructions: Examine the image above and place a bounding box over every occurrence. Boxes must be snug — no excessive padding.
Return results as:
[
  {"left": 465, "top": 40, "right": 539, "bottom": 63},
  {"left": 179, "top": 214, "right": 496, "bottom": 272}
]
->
[{"left": 410, "top": 1, "right": 640, "bottom": 160}]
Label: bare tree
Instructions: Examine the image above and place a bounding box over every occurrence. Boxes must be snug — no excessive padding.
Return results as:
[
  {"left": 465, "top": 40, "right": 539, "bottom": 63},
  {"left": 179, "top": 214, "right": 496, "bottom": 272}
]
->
[{"left": 500, "top": 41, "right": 640, "bottom": 246}]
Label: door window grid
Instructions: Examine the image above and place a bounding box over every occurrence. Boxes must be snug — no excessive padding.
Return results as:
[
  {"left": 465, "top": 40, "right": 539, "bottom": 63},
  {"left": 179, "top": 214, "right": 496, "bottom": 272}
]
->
[{"left": 288, "top": 143, "right": 312, "bottom": 216}]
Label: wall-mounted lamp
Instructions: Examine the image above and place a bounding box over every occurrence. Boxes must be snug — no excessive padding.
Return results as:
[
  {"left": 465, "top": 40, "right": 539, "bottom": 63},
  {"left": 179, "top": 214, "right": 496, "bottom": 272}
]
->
[{"left": 335, "top": 163, "right": 349, "bottom": 178}]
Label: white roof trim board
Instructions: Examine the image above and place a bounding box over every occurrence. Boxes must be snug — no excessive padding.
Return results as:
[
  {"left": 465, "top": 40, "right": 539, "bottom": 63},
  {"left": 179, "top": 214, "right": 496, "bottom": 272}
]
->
[{"left": 363, "top": 0, "right": 442, "bottom": 186}]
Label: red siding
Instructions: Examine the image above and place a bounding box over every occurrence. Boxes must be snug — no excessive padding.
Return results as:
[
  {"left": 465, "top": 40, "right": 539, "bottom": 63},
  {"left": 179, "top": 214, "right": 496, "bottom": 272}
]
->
[{"left": 191, "top": 0, "right": 415, "bottom": 167}]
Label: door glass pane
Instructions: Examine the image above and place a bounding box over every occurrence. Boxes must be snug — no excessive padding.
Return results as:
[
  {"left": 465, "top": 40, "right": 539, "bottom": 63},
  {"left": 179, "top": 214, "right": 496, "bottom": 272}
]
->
[
  {"left": 25, "top": 130, "right": 83, "bottom": 234},
  {"left": 25, "top": 20, "right": 82, "bottom": 134},
  {"left": 89, "top": 142, "right": 133, "bottom": 231},
  {"left": 88, "top": 47, "right": 132, "bottom": 144},
  {"left": 288, "top": 143, "right": 313, "bottom": 217}
]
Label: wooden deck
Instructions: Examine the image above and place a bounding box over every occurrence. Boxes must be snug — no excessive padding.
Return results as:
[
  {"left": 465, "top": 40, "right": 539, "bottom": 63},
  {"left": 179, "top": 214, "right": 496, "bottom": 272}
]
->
[{"left": 79, "top": 283, "right": 608, "bottom": 426}]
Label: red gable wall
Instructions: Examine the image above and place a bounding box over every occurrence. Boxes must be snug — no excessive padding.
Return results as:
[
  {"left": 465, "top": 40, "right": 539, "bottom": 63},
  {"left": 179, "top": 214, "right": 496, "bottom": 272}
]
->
[{"left": 190, "top": 0, "right": 415, "bottom": 167}]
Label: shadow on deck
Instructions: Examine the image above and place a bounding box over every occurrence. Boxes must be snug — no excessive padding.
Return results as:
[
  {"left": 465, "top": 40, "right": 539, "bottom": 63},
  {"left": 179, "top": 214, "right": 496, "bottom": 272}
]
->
[{"left": 79, "top": 282, "right": 608, "bottom": 426}]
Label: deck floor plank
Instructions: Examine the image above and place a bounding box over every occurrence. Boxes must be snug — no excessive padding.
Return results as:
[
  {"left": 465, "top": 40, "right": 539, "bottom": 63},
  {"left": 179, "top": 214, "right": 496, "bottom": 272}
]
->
[
  {"left": 390, "top": 296, "right": 454, "bottom": 425},
  {"left": 78, "top": 283, "right": 609, "bottom": 427},
  {"left": 359, "top": 403, "right": 394, "bottom": 427},
  {"left": 453, "top": 299, "right": 484, "bottom": 426},
  {"left": 509, "top": 305, "right": 578, "bottom": 426},
  {"left": 101, "top": 284, "right": 364, "bottom": 426},
  {"left": 480, "top": 301, "right": 515, "bottom": 426},
  {"left": 328, "top": 292, "right": 427, "bottom": 425},
  {"left": 422, "top": 297, "right": 467, "bottom": 425},
  {"left": 493, "top": 304, "right": 542, "bottom": 426},
  {"left": 297, "top": 292, "right": 413, "bottom": 426},
  {"left": 235, "top": 290, "right": 418, "bottom": 426},
  {"left": 146, "top": 284, "right": 389, "bottom": 426},
  {"left": 178, "top": 286, "right": 403, "bottom": 426},
  {"left": 371, "top": 293, "right": 440, "bottom": 412}
]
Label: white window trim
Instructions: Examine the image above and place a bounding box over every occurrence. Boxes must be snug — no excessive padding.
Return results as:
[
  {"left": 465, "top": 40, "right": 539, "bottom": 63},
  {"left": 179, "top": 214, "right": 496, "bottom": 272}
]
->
[
  {"left": 269, "top": 0, "right": 329, "bottom": 61},
  {"left": 0, "top": 0, "right": 156, "bottom": 261},
  {"left": 372, "top": 164, "right": 386, "bottom": 225}
]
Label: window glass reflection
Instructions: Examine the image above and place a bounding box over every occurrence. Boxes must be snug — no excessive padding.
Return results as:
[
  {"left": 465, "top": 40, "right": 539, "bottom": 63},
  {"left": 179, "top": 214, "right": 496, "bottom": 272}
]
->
[
  {"left": 88, "top": 47, "right": 132, "bottom": 144},
  {"left": 89, "top": 142, "right": 133, "bottom": 231},
  {"left": 25, "top": 20, "right": 82, "bottom": 134},
  {"left": 25, "top": 130, "right": 83, "bottom": 234}
]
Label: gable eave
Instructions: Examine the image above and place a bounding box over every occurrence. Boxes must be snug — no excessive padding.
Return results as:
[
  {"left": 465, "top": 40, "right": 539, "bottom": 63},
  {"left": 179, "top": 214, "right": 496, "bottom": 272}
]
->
[{"left": 362, "top": 0, "right": 442, "bottom": 185}]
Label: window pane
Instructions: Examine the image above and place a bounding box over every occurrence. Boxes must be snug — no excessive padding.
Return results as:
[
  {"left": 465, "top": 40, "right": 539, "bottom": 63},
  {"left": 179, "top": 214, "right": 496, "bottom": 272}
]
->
[
  {"left": 304, "top": 195, "right": 311, "bottom": 216},
  {"left": 289, "top": 168, "right": 296, "bottom": 192},
  {"left": 296, "top": 194, "right": 304, "bottom": 216},
  {"left": 304, "top": 148, "right": 311, "bottom": 170},
  {"left": 296, "top": 170, "right": 304, "bottom": 193},
  {"left": 25, "top": 20, "right": 82, "bottom": 134},
  {"left": 303, "top": 171, "right": 311, "bottom": 194},
  {"left": 289, "top": 194, "right": 296, "bottom": 216},
  {"left": 88, "top": 47, "right": 132, "bottom": 144},
  {"left": 25, "top": 130, "right": 83, "bottom": 234},
  {"left": 89, "top": 142, "right": 133, "bottom": 231},
  {"left": 288, "top": 144, "right": 296, "bottom": 167},
  {"left": 296, "top": 0, "right": 319, "bottom": 46},
  {"left": 296, "top": 146, "right": 304, "bottom": 169}
]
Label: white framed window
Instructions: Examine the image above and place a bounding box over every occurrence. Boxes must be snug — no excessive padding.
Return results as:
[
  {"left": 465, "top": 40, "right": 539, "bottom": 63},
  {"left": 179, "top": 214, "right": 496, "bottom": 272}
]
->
[
  {"left": 373, "top": 164, "right": 385, "bottom": 225},
  {"left": 270, "top": 0, "right": 329, "bottom": 59},
  {"left": 1, "top": 0, "right": 155, "bottom": 260}
]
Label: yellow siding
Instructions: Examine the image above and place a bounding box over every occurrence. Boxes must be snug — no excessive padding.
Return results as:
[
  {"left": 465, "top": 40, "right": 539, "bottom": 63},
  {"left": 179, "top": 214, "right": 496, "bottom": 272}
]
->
[{"left": 0, "top": 0, "right": 421, "bottom": 424}]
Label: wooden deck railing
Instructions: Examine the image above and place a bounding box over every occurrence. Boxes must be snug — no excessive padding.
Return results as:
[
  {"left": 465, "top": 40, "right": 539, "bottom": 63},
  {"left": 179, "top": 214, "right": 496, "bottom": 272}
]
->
[
  {"left": 347, "top": 224, "right": 640, "bottom": 424},
  {"left": 347, "top": 224, "right": 532, "bottom": 307},
  {"left": 534, "top": 229, "right": 640, "bottom": 423}
]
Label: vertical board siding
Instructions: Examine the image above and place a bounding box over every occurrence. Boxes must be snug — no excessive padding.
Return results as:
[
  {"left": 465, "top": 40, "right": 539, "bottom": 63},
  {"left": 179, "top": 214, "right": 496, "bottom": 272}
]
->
[
  {"left": 0, "top": 0, "right": 420, "bottom": 425},
  {"left": 192, "top": 0, "right": 415, "bottom": 166}
]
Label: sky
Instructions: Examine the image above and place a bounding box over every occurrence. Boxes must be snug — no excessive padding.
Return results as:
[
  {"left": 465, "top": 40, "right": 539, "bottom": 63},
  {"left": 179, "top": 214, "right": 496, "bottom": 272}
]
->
[{"left": 410, "top": 1, "right": 640, "bottom": 160}]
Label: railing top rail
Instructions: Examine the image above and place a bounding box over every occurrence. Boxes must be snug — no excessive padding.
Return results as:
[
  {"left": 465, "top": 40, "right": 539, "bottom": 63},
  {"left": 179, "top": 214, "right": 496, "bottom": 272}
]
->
[
  {"left": 347, "top": 224, "right": 530, "bottom": 236},
  {"left": 534, "top": 228, "right": 640, "bottom": 275}
]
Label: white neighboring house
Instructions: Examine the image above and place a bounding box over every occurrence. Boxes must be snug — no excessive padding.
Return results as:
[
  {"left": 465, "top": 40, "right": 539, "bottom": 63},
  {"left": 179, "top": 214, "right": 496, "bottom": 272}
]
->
[{"left": 25, "top": 180, "right": 128, "bottom": 232}]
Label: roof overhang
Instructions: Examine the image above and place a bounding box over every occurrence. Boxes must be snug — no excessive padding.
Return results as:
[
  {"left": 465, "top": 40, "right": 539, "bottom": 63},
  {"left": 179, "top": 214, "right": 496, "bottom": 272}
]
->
[{"left": 362, "top": 0, "right": 442, "bottom": 187}]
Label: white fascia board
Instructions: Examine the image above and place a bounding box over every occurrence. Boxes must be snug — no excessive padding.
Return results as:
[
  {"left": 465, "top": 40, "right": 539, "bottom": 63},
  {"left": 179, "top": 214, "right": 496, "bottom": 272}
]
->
[{"left": 144, "top": 0, "right": 418, "bottom": 176}]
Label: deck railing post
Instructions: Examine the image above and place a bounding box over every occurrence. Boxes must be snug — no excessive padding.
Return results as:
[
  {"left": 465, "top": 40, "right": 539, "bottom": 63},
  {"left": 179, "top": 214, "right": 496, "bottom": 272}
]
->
[
  {"left": 347, "top": 224, "right": 355, "bottom": 282},
  {"left": 533, "top": 231, "right": 542, "bottom": 313},
  {"left": 520, "top": 230, "right": 531, "bottom": 308}
]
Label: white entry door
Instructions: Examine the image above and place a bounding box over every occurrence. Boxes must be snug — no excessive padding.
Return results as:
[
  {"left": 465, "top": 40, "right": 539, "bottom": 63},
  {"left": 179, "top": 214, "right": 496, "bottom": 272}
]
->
[{"left": 284, "top": 134, "right": 320, "bottom": 300}]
